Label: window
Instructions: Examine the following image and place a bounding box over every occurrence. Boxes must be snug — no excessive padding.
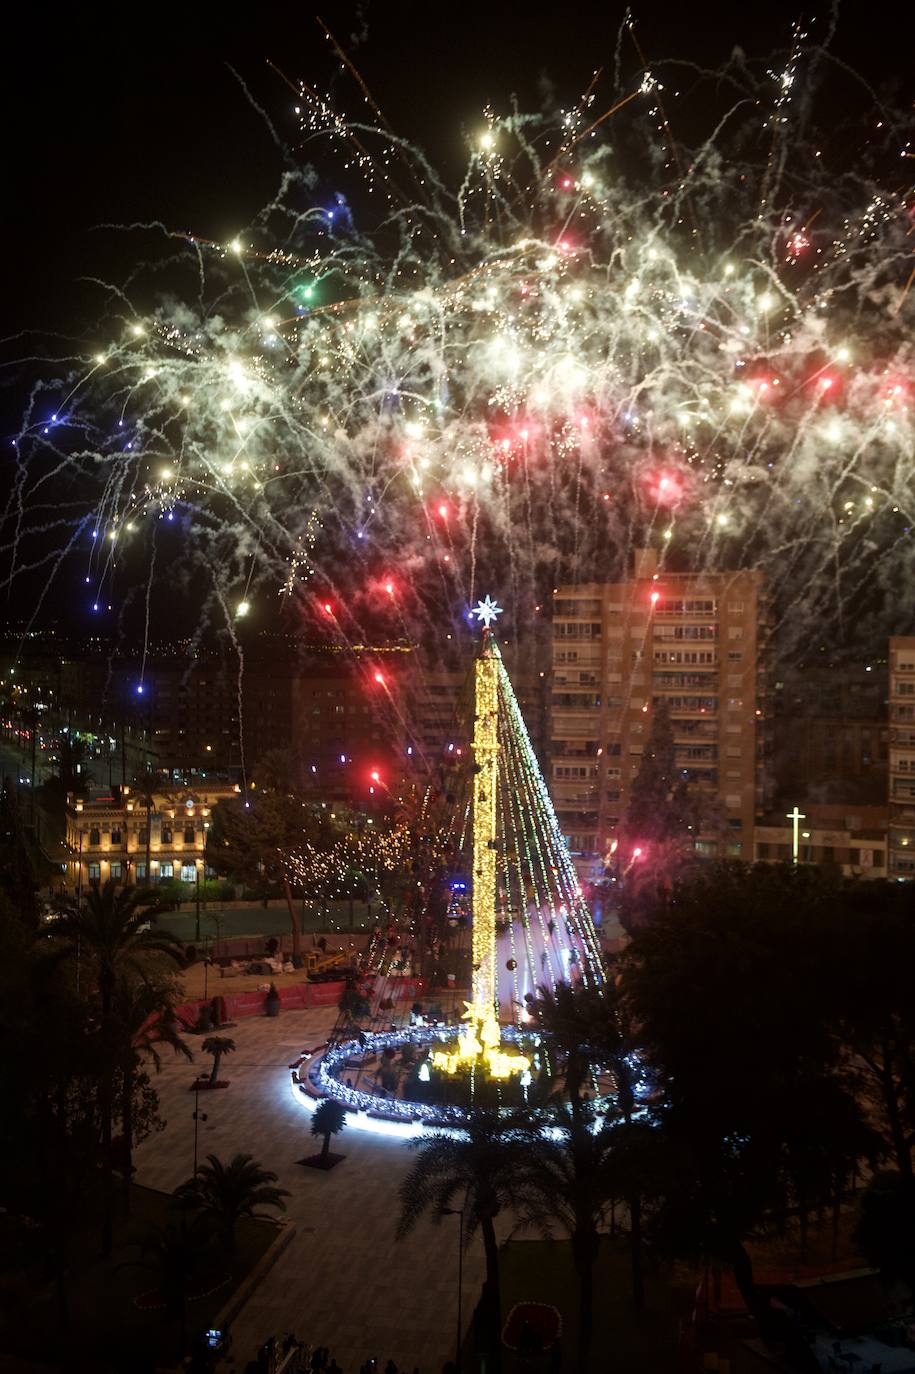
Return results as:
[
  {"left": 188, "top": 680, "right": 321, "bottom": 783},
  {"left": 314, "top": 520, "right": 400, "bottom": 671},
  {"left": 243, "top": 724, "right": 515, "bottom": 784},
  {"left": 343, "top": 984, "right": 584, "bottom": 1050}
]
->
[
  {"left": 110, "top": 861, "right": 122, "bottom": 880},
  {"left": 110, "top": 827, "right": 122, "bottom": 845},
  {"left": 159, "top": 861, "right": 174, "bottom": 879},
  {"left": 138, "top": 825, "right": 148, "bottom": 844},
  {"left": 757, "top": 842, "right": 770, "bottom": 859},
  {"left": 553, "top": 599, "right": 602, "bottom": 617},
  {"left": 180, "top": 863, "right": 197, "bottom": 883},
  {"left": 135, "top": 862, "right": 147, "bottom": 881},
  {"left": 554, "top": 622, "right": 601, "bottom": 640},
  {"left": 184, "top": 825, "right": 196, "bottom": 844},
  {"left": 728, "top": 698, "right": 743, "bottom": 710},
  {"left": 728, "top": 602, "right": 744, "bottom": 613},
  {"left": 728, "top": 627, "right": 743, "bottom": 641},
  {"left": 160, "top": 825, "right": 173, "bottom": 844},
  {"left": 89, "top": 828, "right": 100, "bottom": 847},
  {"left": 88, "top": 862, "right": 101, "bottom": 881},
  {"left": 654, "top": 597, "right": 717, "bottom": 615},
  {"left": 728, "top": 650, "right": 743, "bottom": 663}
]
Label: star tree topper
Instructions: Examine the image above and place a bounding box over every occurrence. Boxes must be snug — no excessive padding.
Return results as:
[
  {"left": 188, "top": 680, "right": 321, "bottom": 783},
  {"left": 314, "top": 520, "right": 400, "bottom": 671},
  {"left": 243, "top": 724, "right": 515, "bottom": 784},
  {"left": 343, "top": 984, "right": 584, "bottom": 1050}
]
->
[{"left": 472, "top": 594, "right": 503, "bottom": 628}]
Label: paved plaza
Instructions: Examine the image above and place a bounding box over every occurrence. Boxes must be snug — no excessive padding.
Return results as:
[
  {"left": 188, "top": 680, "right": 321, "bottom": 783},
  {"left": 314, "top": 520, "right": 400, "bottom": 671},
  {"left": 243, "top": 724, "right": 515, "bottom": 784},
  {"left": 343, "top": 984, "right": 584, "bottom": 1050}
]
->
[{"left": 134, "top": 1008, "right": 490, "bottom": 1373}]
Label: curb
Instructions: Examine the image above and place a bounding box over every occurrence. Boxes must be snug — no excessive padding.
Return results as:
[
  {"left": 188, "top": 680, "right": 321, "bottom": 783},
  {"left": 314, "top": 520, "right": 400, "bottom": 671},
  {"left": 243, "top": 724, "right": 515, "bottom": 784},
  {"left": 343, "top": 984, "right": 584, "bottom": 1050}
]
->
[{"left": 211, "top": 1220, "right": 298, "bottom": 1332}]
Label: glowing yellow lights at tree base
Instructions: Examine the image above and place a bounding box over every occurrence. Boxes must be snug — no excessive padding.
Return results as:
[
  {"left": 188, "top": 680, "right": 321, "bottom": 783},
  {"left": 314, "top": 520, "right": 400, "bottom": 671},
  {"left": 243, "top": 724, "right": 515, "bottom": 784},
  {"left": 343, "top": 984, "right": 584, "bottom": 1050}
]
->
[
  {"left": 431, "top": 1003, "right": 530, "bottom": 1081},
  {"left": 434, "top": 609, "right": 530, "bottom": 1083}
]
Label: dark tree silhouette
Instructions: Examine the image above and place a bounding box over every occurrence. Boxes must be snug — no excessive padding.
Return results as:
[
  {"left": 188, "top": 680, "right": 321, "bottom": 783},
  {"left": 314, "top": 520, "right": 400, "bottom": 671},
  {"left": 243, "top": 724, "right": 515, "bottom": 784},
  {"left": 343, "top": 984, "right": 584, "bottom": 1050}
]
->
[
  {"left": 397, "top": 1110, "right": 540, "bottom": 1371},
  {"left": 310, "top": 1099, "right": 347, "bottom": 1166},
  {"left": 201, "top": 1035, "right": 235, "bottom": 1087},
  {"left": 49, "top": 881, "right": 186, "bottom": 1252},
  {"left": 175, "top": 1152, "right": 289, "bottom": 1259}
]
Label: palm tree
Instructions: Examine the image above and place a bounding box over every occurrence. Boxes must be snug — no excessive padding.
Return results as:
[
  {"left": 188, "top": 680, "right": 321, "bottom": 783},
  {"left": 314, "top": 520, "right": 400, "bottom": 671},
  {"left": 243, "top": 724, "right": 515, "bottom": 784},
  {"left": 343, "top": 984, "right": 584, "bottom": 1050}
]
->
[
  {"left": 530, "top": 978, "right": 652, "bottom": 1309},
  {"left": 523, "top": 1103, "right": 618, "bottom": 1373},
  {"left": 175, "top": 1153, "right": 289, "bottom": 1259},
  {"left": 110, "top": 976, "right": 192, "bottom": 1191},
  {"left": 310, "top": 1099, "right": 347, "bottom": 1166},
  {"left": 396, "top": 1109, "right": 540, "bottom": 1370},
  {"left": 53, "top": 880, "right": 186, "bottom": 1018},
  {"left": 528, "top": 980, "right": 608, "bottom": 1116},
  {"left": 201, "top": 1035, "right": 235, "bottom": 1087},
  {"left": 131, "top": 770, "right": 161, "bottom": 882},
  {"left": 50, "top": 881, "right": 186, "bottom": 1252}
]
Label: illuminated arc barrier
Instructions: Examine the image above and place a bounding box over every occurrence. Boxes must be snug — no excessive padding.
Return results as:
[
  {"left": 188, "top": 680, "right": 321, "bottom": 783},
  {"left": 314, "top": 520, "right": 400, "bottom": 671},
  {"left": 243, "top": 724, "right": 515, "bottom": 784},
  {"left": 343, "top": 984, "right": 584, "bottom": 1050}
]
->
[{"left": 301, "top": 1025, "right": 537, "bottom": 1126}]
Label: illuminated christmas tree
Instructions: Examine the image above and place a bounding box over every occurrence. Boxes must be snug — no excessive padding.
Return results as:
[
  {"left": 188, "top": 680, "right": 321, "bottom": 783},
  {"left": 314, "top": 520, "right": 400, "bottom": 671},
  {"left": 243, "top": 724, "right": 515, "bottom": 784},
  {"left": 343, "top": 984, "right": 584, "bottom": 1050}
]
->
[{"left": 432, "top": 597, "right": 604, "bottom": 1078}]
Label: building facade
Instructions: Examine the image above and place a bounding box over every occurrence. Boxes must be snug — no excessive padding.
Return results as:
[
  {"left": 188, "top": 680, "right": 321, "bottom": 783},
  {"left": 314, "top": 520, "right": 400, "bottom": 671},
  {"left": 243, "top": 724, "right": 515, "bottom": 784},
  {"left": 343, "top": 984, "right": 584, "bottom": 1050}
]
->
[
  {"left": 772, "top": 657, "right": 887, "bottom": 806},
  {"left": 753, "top": 803, "right": 887, "bottom": 878},
  {"left": 550, "top": 548, "right": 770, "bottom": 866},
  {"left": 65, "top": 783, "right": 239, "bottom": 893},
  {"left": 888, "top": 636, "right": 915, "bottom": 880}
]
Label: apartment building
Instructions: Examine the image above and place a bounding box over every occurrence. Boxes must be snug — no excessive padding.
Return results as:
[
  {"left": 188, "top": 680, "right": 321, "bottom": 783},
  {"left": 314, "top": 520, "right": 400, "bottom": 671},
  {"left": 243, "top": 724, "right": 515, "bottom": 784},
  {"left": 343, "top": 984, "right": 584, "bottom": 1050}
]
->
[
  {"left": 550, "top": 548, "right": 769, "bottom": 865},
  {"left": 64, "top": 782, "right": 239, "bottom": 892},
  {"left": 773, "top": 657, "right": 888, "bottom": 805},
  {"left": 888, "top": 636, "right": 915, "bottom": 880}
]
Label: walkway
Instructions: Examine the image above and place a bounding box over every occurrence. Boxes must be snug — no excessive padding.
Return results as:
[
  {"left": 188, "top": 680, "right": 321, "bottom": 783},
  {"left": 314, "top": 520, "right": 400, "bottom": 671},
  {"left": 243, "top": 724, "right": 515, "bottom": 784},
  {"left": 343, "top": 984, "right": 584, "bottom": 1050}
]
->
[{"left": 134, "top": 1007, "right": 486, "bottom": 1373}]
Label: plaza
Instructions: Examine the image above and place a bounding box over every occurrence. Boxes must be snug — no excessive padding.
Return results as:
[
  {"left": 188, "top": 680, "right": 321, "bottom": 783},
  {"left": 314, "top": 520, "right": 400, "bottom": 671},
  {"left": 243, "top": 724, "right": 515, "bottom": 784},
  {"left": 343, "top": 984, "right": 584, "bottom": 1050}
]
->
[{"left": 134, "top": 1007, "right": 489, "bottom": 1372}]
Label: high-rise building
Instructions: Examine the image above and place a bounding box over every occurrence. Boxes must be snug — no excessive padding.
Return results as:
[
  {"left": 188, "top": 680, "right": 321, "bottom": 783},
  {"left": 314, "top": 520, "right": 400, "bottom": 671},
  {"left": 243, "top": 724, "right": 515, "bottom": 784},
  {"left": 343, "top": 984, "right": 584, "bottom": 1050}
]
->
[
  {"left": 550, "top": 548, "right": 770, "bottom": 867},
  {"left": 772, "top": 656, "right": 887, "bottom": 806},
  {"left": 888, "top": 636, "right": 915, "bottom": 880}
]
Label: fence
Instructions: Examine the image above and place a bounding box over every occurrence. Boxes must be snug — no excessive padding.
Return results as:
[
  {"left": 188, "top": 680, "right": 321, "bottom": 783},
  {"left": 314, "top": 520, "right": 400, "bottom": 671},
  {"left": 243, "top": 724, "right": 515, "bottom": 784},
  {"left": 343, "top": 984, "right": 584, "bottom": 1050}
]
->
[{"left": 171, "top": 975, "right": 426, "bottom": 1028}]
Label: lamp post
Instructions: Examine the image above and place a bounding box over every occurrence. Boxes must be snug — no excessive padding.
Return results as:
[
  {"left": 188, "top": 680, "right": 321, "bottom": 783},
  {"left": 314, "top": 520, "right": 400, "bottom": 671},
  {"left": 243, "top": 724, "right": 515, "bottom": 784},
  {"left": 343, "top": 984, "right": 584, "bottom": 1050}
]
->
[
  {"left": 440, "top": 1205, "right": 464, "bottom": 1372},
  {"left": 195, "top": 861, "right": 202, "bottom": 943},
  {"left": 192, "top": 1084, "right": 207, "bottom": 1176},
  {"left": 75, "top": 825, "right": 84, "bottom": 994}
]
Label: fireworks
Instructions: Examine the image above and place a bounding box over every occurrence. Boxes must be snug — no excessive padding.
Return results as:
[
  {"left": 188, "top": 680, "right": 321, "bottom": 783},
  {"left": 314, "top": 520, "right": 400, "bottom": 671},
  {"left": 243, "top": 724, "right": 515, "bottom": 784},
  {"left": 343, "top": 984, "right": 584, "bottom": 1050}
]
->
[{"left": 6, "top": 21, "right": 914, "bottom": 680}]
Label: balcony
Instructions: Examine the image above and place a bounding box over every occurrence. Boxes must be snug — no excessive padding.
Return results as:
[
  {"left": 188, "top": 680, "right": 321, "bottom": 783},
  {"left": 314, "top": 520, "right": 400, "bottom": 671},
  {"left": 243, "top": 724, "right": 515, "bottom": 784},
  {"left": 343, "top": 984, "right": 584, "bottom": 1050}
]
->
[{"left": 552, "top": 717, "right": 602, "bottom": 737}]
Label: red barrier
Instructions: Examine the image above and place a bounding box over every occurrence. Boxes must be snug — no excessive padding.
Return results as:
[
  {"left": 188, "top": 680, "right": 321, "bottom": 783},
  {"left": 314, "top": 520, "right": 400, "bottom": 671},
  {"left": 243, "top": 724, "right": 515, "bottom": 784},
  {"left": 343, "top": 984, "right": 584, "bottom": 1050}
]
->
[
  {"left": 307, "top": 980, "right": 347, "bottom": 1007},
  {"left": 165, "top": 979, "right": 356, "bottom": 1032},
  {"left": 278, "top": 985, "right": 308, "bottom": 1010},
  {"left": 224, "top": 990, "right": 268, "bottom": 1018}
]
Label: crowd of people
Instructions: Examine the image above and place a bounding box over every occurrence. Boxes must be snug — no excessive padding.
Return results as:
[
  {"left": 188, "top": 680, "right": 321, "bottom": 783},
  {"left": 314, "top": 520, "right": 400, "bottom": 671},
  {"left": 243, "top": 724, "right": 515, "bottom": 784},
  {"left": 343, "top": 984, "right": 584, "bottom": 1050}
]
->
[{"left": 234, "top": 1332, "right": 444, "bottom": 1374}]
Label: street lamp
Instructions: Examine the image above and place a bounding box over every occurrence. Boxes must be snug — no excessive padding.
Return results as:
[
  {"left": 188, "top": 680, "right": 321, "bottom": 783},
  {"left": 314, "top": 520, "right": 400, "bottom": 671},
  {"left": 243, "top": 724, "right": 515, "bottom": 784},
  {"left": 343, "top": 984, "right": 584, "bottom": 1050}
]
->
[
  {"left": 440, "top": 1205, "right": 464, "bottom": 1372},
  {"left": 192, "top": 1085, "right": 207, "bottom": 1176}
]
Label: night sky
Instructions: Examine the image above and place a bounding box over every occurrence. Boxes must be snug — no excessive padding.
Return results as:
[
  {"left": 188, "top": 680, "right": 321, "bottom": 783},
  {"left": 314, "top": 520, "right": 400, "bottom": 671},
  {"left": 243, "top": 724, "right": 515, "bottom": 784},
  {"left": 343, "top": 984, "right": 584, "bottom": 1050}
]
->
[
  {"left": 0, "top": 2, "right": 905, "bottom": 642},
  {"left": 3, "top": 1, "right": 897, "bottom": 344}
]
